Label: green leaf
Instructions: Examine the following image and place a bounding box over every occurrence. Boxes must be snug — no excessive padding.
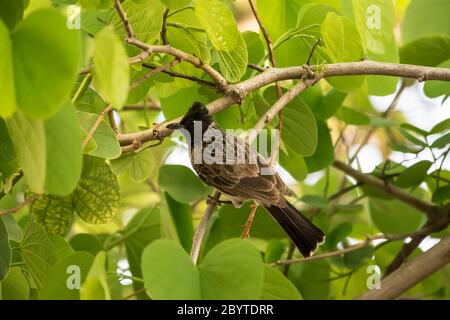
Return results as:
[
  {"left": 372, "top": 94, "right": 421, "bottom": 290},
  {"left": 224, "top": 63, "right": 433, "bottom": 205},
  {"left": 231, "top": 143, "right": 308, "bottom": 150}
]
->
[
  {"left": 49, "top": 234, "right": 75, "bottom": 260},
  {"left": 321, "top": 13, "right": 365, "bottom": 92},
  {"left": 198, "top": 239, "right": 264, "bottom": 300},
  {"left": 400, "top": 35, "right": 450, "bottom": 67},
  {"left": 352, "top": 0, "right": 398, "bottom": 95},
  {"left": 44, "top": 102, "right": 83, "bottom": 195},
  {"left": 195, "top": 0, "right": 239, "bottom": 51},
  {"left": 304, "top": 121, "right": 335, "bottom": 173},
  {"left": 402, "top": 0, "right": 450, "bottom": 44},
  {"left": 163, "top": 193, "right": 194, "bottom": 252},
  {"left": 243, "top": 31, "right": 265, "bottom": 65},
  {"left": 289, "top": 260, "right": 330, "bottom": 299},
  {"left": 142, "top": 239, "right": 201, "bottom": 299},
  {"left": 369, "top": 195, "right": 424, "bottom": 234},
  {"left": 72, "top": 156, "right": 120, "bottom": 224},
  {"left": 325, "top": 222, "right": 353, "bottom": 250},
  {"left": 167, "top": 26, "right": 211, "bottom": 65},
  {"left": 279, "top": 147, "right": 308, "bottom": 182},
  {"left": 430, "top": 118, "right": 450, "bottom": 134},
  {"left": 0, "top": 0, "right": 24, "bottom": 30},
  {"left": 12, "top": 8, "right": 81, "bottom": 118},
  {"left": 78, "top": 111, "right": 121, "bottom": 159},
  {"left": 122, "top": 207, "right": 160, "bottom": 297},
  {"left": 0, "top": 119, "right": 17, "bottom": 177},
  {"left": 398, "top": 127, "right": 427, "bottom": 147},
  {"left": 335, "top": 106, "right": 370, "bottom": 125},
  {"left": 0, "top": 20, "right": 16, "bottom": 118},
  {"left": 216, "top": 32, "right": 248, "bottom": 83},
  {"left": 142, "top": 239, "right": 264, "bottom": 300},
  {"left": 401, "top": 123, "right": 429, "bottom": 137},
  {"left": 432, "top": 185, "right": 450, "bottom": 204},
  {"left": 264, "top": 239, "right": 286, "bottom": 263},
  {"left": 396, "top": 161, "right": 432, "bottom": 188},
  {"left": 129, "top": 149, "right": 154, "bottom": 183},
  {"left": 80, "top": 251, "right": 110, "bottom": 300},
  {"left": 30, "top": 195, "right": 74, "bottom": 236},
  {"left": 256, "top": 0, "right": 311, "bottom": 67},
  {"left": 264, "top": 87, "right": 318, "bottom": 156},
  {"left": 109, "top": 0, "right": 165, "bottom": 43},
  {"left": 0, "top": 218, "right": 11, "bottom": 281},
  {"left": 40, "top": 252, "right": 94, "bottom": 300},
  {"left": 20, "top": 223, "right": 57, "bottom": 288},
  {"left": 0, "top": 267, "right": 29, "bottom": 300},
  {"left": 260, "top": 265, "right": 302, "bottom": 300},
  {"left": 158, "top": 165, "right": 211, "bottom": 204},
  {"left": 314, "top": 89, "right": 347, "bottom": 120},
  {"left": 6, "top": 111, "right": 46, "bottom": 193},
  {"left": 431, "top": 132, "right": 450, "bottom": 149},
  {"left": 92, "top": 25, "right": 129, "bottom": 109},
  {"left": 344, "top": 246, "right": 374, "bottom": 269},
  {"left": 301, "top": 195, "right": 328, "bottom": 209},
  {"left": 70, "top": 233, "right": 104, "bottom": 256},
  {"left": 424, "top": 60, "right": 450, "bottom": 101},
  {"left": 160, "top": 0, "right": 191, "bottom": 10}
]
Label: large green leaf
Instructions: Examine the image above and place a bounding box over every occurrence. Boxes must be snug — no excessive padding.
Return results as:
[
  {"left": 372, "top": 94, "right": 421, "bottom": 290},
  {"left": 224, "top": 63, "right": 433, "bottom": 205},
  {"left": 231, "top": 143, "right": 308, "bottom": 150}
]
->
[
  {"left": 80, "top": 251, "right": 110, "bottom": 300},
  {"left": 70, "top": 233, "right": 104, "bottom": 256},
  {"left": 0, "top": 267, "right": 29, "bottom": 300},
  {"left": 400, "top": 36, "right": 450, "bottom": 67},
  {"left": 163, "top": 193, "right": 194, "bottom": 252},
  {"left": 304, "top": 121, "right": 335, "bottom": 172},
  {"left": 92, "top": 25, "right": 129, "bottom": 109},
  {"left": 0, "top": 20, "right": 16, "bottom": 118},
  {"left": 122, "top": 207, "right": 160, "bottom": 298},
  {"left": 78, "top": 111, "right": 121, "bottom": 159},
  {"left": 44, "top": 102, "right": 83, "bottom": 195},
  {"left": 195, "top": 0, "right": 239, "bottom": 51},
  {"left": 160, "top": 0, "right": 191, "bottom": 10},
  {"left": 402, "top": 0, "right": 450, "bottom": 44},
  {"left": 216, "top": 32, "right": 248, "bottom": 83},
  {"left": 30, "top": 195, "right": 74, "bottom": 235},
  {"left": 142, "top": 239, "right": 264, "bottom": 300},
  {"left": 142, "top": 239, "right": 201, "bottom": 300},
  {"left": 158, "top": 165, "right": 211, "bottom": 204},
  {"left": 12, "top": 8, "right": 81, "bottom": 118},
  {"left": 0, "top": 218, "right": 11, "bottom": 281},
  {"left": 288, "top": 260, "right": 331, "bottom": 299},
  {"left": 6, "top": 111, "right": 46, "bottom": 193},
  {"left": 167, "top": 26, "right": 210, "bottom": 65},
  {"left": 0, "top": 0, "right": 24, "bottom": 30},
  {"left": 396, "top": 161, "right": 432, "bottom": 188},
  {"left": 72, "top": 156, "right": 120, "bottom": 224},
  {"left": 0, "top": 119, "right": 17, "bottom": 177},
  {"left": 109, "top": 0, "right": 165, "bottom": 43},
  {"left": 260, "top": 265, "right": 302, "bottom": 300},
  {"left": 40, "top": 252, "right": 94, "bottom": 300},
  {"left": 20, "top": 223, "right": 57, "bottom": 288},
  {"left": 264, "top": 87, "right": 318, "bottom": 157},
  {"left": 352, "top": 0, "right": 398, "bottom": 95},
  {"left": 321, "top": 12, "right": 364, "bottom": 92}
]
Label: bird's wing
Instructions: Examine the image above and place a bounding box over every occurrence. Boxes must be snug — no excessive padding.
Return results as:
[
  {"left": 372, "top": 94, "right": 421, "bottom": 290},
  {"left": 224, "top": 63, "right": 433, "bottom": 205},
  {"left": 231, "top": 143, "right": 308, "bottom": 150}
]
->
[{"left": 192, "top": 128, "right": 288, "bottom": 206}]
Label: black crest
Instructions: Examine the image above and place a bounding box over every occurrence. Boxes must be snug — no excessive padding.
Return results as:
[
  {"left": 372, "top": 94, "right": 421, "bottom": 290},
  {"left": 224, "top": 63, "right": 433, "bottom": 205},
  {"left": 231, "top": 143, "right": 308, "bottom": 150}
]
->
[{"left": 180, "top": 102, "right": 211, "bottom": 125}]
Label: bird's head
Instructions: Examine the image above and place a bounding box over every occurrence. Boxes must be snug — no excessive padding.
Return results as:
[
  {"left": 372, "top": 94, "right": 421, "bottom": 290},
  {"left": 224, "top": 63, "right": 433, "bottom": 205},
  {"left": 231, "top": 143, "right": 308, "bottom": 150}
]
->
[{"left": 167, "top": 102, "right": 212, "bottom": 137}]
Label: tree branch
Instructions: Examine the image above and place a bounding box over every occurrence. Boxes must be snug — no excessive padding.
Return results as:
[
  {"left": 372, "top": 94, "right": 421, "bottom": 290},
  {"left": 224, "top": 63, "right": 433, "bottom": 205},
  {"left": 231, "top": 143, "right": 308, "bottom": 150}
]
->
[
  {"left": 83, "top": 105, "right": 112, "bottom": 147},
  {"left": 190, "top": 191, "right": 221, "bottom": 264},
  {"left": 117, "top": 61, "right": 450, "bottom": 148},
  {"left": 114, "top": 0, "right": 134, "bottom": 38},
  {"left": 358, "top": 234, "right": 450, "bottom": 300},
  {"left": 160, "top": 9, "right": 170, "bottom": 45},
  {"left": 332, "top": 160, "right": 439, "bottom": 217}
]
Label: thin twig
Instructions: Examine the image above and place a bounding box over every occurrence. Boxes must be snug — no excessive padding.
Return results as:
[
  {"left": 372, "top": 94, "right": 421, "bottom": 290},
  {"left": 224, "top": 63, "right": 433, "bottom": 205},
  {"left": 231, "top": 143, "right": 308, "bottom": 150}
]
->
[
  {"left": 161, "top": 9, "right": 170, "bottom": 45},
  {"left": 129, "top": 59, "right": 181, "bottom": 91},
  {"left": 0, "top": 195, "right": 38, "bottom": 217},
  {"left": 272, "top": 226, "right": 438, "bottom": 266},
  {"left": 190, "top": 191, "right": 221, "bottom": 264},
  {"left": 114, "top": 0, "right": 134, "bottom": 38},
  {"left": 141, "top": 63, "right": 216, "bottom": 87},
  {"left": 83, "top": 105, "right": 112, "bottom": 147}
]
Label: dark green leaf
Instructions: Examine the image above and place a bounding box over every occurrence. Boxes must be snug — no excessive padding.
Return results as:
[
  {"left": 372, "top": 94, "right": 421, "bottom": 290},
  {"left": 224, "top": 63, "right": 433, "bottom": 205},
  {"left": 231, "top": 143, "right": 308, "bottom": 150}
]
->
[
  {"left": 31, "top": 195, "right": 74, "bottom": 236},
  {"left": 396, "top": 160, "right": 432, "bottom": 188},
  {"left": 0, "top": 218, "right": 11, "bottom": 281},
  {"left": 260, "top": 265, "right": 302, "bottom": 300}
]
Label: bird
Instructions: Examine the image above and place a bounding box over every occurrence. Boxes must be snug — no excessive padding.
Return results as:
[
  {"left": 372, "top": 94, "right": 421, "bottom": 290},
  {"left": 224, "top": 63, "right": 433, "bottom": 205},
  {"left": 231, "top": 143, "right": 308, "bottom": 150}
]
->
[{"left": 167, "top": 102, "right": 325, "bottom": 257}]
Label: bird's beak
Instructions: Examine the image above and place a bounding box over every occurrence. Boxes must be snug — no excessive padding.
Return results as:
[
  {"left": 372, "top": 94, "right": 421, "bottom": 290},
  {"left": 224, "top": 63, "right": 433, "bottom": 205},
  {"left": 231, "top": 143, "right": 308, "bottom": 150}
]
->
[{"left": 167, "top": 123, "right": 183, "bottom": 130}]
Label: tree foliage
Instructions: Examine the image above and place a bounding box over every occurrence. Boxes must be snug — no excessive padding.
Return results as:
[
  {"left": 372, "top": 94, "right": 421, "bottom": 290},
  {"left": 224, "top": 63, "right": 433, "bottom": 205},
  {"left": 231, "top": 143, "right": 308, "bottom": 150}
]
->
[{"left": 0, "top": 0, "right": 449, "bottom": 300}]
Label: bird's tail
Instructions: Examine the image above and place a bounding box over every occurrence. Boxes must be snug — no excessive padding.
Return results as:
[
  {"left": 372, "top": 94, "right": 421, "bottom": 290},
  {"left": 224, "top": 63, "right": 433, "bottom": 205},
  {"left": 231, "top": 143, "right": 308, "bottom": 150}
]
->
[{"left": 264, "top": 200, "right": 325, "bottom": 257}]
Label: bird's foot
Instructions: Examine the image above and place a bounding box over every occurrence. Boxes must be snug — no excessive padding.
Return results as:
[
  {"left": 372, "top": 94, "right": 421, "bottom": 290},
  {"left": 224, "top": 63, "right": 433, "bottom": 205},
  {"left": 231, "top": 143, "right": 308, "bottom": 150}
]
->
[
  {"left": 206, "top": 195, "right": 232, "bottom": 206},
  {"left": 241, "top": 203, "right": 258, "bottom": 239}
]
